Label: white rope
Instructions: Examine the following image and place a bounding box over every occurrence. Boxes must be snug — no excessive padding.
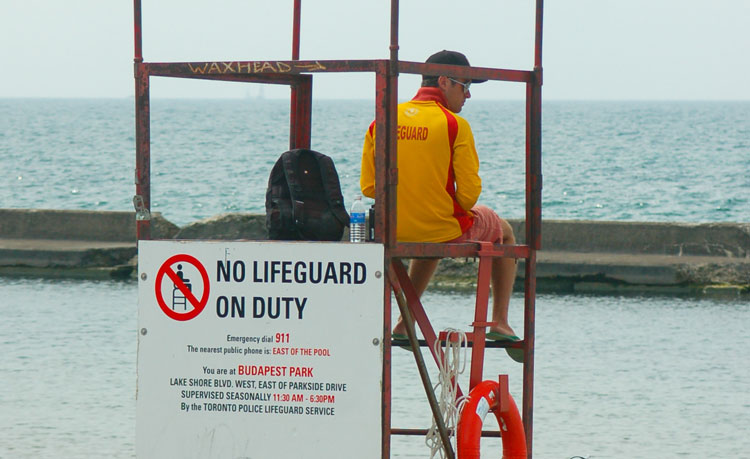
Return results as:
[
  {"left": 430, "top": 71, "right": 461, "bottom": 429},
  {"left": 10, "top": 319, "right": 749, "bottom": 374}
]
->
[{"left": 426, "top": 328, "right": 469, "bottom": 459}]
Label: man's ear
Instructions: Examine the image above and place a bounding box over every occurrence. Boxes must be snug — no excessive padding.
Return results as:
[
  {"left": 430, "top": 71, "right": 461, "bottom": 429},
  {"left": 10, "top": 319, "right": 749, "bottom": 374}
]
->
[{"left": 437, "top": 75, "right": 450, "bottom": 91}]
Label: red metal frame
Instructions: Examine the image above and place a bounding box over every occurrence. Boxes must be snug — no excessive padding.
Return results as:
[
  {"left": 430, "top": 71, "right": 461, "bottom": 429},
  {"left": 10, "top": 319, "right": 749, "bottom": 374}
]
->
[{"left": 133, "top": 1, "right": 543, "bottom": 457}]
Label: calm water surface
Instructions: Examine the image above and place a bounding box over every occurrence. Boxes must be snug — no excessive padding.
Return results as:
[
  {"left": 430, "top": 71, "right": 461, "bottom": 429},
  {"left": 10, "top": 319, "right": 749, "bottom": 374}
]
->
[
  {"left": 2, "top": 99, "right": 748, "bottom": 226},
  {"left": 1, "top": 98, "right": 748, "bottom": 457},
  {"left": 1, "top": 277, "right": 748, "bottom": 458}
]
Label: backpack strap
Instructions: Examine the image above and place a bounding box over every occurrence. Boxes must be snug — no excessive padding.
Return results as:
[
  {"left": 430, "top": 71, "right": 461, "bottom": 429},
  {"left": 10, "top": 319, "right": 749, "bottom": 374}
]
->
[
  {"left": 314, "top": 153, "right": 351, "bottom": 227},
  {"left": 280, "top": 149, "right": 306, "bottom": 238}
]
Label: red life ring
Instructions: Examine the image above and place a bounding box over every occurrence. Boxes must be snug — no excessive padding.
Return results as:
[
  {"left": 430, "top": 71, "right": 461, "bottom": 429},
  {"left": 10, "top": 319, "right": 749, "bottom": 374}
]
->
[{"left": 456, "top": 380, "right": 527, "bottom": 459}]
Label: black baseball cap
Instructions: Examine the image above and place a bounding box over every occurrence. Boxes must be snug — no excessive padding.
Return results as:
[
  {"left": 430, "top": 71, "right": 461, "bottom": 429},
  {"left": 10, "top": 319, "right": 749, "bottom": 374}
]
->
[{"left": 424, "top": 50, "right": 487, "bottom": 83}]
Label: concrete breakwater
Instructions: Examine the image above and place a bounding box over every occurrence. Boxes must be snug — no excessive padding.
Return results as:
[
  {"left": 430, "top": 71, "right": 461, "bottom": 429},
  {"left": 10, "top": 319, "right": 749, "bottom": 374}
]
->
[{"left": 1, "top": 209, "right": 748, "bottom": 297}]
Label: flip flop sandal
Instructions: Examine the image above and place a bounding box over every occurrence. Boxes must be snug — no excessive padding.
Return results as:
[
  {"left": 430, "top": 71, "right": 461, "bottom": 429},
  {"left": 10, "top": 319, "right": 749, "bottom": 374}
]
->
[{"left": 486, "top": 331, "right": 524, "bottom": 363}]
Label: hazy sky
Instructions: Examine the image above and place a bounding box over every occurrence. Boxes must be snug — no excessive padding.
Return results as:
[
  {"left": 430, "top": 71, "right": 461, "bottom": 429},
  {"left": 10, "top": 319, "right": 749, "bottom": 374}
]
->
[{"left": 2, "top": 0, "right": 749, "bottom": 100}]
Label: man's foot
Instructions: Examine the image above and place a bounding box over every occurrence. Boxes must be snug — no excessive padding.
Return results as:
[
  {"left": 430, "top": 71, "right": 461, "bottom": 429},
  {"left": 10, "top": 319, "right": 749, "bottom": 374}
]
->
[
  {"left": 488, "top": 323, "right": 517, "bottom": 338},
  {"left": 391, "top": 317, "right": 407, "bottom": 338}
]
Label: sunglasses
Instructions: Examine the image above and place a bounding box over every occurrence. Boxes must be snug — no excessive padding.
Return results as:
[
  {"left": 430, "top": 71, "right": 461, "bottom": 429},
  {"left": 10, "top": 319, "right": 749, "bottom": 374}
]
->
[{"left": 447, "top": 77, "right": 471, "bottom": 95}]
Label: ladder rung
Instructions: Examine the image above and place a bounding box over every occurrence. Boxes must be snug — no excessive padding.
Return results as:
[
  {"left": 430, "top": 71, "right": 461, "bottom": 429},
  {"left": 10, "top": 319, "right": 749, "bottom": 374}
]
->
[
  {"left": 391, "top": 428, "right": 502, "bottom": 438},
  {"left": 390, "top": 242, "right": 530, "bottom": 259},
  {"left": 391, "top": 338, "right": 522, "bottom": 349}
]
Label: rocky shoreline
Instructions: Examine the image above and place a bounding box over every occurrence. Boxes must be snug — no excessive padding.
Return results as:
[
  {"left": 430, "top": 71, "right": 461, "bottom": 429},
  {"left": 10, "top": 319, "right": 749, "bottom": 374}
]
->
[{"left": 1, "top": 209, "right": 748, "bottom": 298}]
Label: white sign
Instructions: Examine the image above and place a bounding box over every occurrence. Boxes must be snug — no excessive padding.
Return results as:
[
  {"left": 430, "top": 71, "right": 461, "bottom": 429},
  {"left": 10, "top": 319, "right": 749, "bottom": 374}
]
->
[{"left": 137, "top": 240, "right": 384, "bottom": 459}]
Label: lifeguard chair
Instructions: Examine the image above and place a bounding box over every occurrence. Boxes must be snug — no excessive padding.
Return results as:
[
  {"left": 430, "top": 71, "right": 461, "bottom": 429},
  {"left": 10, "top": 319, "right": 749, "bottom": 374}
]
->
[{"left": 133, "top": 1, "right": 543, "bottom": 457}]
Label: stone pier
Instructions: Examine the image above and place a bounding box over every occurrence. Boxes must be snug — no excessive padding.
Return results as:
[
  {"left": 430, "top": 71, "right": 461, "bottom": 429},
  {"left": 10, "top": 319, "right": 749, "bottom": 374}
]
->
[{"left": 1, "top": 209, "right": 747, "bottom": 297}]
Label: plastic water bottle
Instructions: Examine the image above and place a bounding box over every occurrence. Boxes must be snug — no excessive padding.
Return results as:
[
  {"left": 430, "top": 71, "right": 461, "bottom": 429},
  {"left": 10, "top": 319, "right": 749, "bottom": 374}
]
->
[{"left": 349, "top": 196, "right": 366, "bottom": 243}]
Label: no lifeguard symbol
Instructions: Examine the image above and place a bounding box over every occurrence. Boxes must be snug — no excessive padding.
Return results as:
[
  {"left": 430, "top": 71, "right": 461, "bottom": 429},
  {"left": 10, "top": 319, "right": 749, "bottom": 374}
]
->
[{"left": 155, "top": 254, "right": 210, "bottom": 321}]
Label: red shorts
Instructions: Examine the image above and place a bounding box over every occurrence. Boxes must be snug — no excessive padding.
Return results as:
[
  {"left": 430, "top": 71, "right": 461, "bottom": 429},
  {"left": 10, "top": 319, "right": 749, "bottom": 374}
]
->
[{"left": 448, "top": 205, "right": 503, "bottom": 243}]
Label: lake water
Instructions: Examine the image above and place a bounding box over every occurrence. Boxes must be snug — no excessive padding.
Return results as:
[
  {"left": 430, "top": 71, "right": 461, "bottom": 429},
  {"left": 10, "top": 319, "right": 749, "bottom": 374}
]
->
[
  {"left": 1, "top": 98, "right": 748, "bottom": 457},
  {"left": 1, "top": 277, "right": 748, "bottom": 458},
  {"left": 1, "top": 99, "right": 748, "bottom": 226}
]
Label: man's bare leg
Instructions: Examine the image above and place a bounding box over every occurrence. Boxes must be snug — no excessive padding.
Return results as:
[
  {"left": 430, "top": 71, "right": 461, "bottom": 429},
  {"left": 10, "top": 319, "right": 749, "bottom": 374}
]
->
[
  {"left": 489, "top": 218, "right": 518, "bottom": 337},
  {"left": 392, "top": 258, "right": 440, "bottom": 336}
]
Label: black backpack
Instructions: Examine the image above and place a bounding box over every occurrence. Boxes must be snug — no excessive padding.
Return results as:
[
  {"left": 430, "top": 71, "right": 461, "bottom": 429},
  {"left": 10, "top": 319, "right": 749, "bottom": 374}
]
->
[{"left": 265, "top": 149, "right": 350, "bottom": 241}]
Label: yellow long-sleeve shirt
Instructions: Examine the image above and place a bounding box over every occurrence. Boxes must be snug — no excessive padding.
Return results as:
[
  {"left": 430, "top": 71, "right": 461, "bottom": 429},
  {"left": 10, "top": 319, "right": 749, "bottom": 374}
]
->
[{"left": 360, "top": 87, "right": 482, "bottom": 242}]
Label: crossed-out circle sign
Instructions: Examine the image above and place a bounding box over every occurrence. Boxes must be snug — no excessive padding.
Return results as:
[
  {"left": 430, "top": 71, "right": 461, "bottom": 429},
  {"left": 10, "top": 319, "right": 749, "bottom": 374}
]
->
[{"left": 155, "top": 254, "right": 210, "bottom": 321}]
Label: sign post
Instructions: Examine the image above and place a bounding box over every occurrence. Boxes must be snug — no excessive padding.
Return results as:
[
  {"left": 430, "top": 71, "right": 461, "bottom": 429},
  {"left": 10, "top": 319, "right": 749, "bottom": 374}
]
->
[{"left": 137, "top": 241, "right": 384, "bottom": 459}]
